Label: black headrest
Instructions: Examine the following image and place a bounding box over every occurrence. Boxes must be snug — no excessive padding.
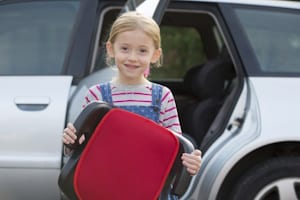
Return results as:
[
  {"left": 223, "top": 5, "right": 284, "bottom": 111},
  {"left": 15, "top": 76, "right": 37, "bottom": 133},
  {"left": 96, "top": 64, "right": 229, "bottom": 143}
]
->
[{"left": 184, "top": 59, "right": 233, "bottom": 99}]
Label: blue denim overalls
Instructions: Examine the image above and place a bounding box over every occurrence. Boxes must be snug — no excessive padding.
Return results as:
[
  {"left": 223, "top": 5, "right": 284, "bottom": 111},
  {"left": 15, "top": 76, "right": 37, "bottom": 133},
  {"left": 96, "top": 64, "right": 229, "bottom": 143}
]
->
[
  {"left": 99, "top": 82, "right": 178, "bottom": 200},
  {"left": 99, "top": 82, "right": 162, "bottom": 123}
]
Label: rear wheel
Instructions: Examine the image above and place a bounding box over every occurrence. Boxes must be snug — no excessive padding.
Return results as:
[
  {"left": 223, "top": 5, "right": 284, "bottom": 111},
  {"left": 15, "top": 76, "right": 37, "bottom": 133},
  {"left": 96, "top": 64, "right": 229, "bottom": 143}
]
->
[{"left": 229, "top": 156, "right": 300, "bottom": 200}]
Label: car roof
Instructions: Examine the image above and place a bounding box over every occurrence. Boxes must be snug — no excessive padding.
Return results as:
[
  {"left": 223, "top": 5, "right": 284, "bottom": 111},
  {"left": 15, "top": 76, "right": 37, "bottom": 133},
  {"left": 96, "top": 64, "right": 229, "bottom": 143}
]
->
[{"left": 176, "top": 0, "right": 300, "bottom": 9}]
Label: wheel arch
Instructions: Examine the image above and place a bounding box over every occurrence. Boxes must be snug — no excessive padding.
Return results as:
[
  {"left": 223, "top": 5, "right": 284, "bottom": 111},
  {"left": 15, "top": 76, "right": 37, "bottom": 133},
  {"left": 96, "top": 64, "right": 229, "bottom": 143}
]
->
[{"left": 216, "top": 141, "right": 300, "bottom": 200}]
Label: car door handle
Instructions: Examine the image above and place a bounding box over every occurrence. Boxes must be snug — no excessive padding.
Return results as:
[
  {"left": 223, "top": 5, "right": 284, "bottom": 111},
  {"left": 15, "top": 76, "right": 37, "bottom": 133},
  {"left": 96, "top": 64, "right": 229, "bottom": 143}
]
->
[{"left": 14, "top": 97, "right": 51, "bottom": 111}]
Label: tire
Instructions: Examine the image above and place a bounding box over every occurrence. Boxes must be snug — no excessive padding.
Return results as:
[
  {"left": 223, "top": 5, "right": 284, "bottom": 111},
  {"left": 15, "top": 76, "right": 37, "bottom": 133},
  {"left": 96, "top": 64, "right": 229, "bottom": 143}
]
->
[{"left": 229, "top": 156, "right": 300, "bottom": 200}]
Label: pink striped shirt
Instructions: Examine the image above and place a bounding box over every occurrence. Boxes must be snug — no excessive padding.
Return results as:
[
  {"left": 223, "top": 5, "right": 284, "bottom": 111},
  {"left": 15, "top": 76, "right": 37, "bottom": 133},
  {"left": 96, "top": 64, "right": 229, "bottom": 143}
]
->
[{"left": 82, "top": 81, "right": 182, "bottom": 133}]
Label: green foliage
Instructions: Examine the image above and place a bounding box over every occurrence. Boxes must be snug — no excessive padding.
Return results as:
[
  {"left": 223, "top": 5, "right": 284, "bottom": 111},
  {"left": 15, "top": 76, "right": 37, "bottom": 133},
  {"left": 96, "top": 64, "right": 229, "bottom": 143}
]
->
[{"left": 150, "top": 26, "right": 206, "bottom": 80}]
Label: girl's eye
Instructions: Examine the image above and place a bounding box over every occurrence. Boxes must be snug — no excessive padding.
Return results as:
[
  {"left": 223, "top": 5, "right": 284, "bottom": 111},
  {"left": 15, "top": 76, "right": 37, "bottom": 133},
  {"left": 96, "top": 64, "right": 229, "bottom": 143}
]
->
[
  {"left": 140, "top": 49, "right": 148, "bottom": 53},
  {"left": 121, "top": 47, "right": 128, "bottom": 51}
]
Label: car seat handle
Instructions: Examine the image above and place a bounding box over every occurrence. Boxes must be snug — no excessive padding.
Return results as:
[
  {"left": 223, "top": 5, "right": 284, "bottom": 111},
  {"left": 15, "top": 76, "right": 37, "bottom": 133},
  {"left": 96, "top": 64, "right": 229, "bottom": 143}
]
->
[{"left": 65, "top": 101, "right": 112, "bottom": 149}]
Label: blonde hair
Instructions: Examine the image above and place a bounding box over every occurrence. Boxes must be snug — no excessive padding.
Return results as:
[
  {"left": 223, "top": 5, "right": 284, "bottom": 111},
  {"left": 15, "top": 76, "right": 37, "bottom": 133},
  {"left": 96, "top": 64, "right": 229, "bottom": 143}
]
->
[{"left": 106, "top": 11, "right": 162, "bottom": 67}]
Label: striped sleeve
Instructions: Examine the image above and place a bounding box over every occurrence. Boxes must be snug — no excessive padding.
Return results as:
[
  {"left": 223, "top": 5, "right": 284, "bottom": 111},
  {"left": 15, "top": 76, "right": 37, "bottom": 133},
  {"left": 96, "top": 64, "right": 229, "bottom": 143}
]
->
[
  {"left": 82, "top": 84, "right": 103, "bottom": 108},
  {"left": 159, "top": 86, "right": 182, "bottom": 134}
]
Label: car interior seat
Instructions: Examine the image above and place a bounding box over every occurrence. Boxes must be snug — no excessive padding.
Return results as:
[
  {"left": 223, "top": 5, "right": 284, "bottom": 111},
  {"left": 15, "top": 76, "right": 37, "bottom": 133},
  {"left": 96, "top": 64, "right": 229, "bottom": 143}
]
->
[
  {"left": 58, "top": 101, "right": 194, "bottom": 200},
  {"left": 181, "top": 56, "right": 235, "bottom": 146}
]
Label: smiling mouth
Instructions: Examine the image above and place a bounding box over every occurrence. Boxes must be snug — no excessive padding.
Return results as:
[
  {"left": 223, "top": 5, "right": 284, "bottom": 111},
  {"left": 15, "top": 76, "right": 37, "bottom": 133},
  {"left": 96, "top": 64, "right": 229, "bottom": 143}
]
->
[{"left": 125, "top": 64, "right": 139, "bottom": 69}]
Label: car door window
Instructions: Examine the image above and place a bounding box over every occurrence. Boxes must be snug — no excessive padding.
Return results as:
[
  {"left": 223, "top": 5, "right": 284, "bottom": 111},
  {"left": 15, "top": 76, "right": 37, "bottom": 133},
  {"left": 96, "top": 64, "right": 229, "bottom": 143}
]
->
[
  {"left": 0, "top": 0, "right": 79, "bottom": 75},
  {"left": 150, "top": 25, "right": 206, "bottom": 80},
  {"left": 149, "top": 10, "right": 225, "bottom": 80},
  {"left": 234, "top": 7, "right": 300, "bottom": 74}
]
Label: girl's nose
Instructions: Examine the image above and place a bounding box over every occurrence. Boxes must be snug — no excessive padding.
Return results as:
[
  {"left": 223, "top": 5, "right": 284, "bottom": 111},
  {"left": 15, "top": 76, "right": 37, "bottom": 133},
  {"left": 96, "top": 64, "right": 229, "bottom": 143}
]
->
[{"left": 128, "top": 51, "right": 137, "bottom": 61}]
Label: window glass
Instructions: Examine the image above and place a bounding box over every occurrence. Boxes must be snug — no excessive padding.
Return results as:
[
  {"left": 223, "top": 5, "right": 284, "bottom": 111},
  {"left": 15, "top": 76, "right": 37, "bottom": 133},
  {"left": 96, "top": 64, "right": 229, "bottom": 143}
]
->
[
  {"left": 150, "top": 26, "right": 205, "bottom": 80},
  {"left": 93, "top": 9, "right": 120, "bottom": 72},
  {"left": 0, "top": 1, "right": 79, "bottom": 75},
  {"left": 213, "top": 25, "right": 224, "bottom": 52},
  {"left": 235, "top": 8, "right": 300, "bottom": 73}
]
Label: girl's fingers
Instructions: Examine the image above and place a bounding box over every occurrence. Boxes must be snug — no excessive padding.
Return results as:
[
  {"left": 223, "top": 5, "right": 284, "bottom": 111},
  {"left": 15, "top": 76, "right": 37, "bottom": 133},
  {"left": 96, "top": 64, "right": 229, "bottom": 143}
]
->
[
  {"left": 182, "top": 158, "right": 199, "bottom": 175},
  {"left": 63, "top": 123, "right": 77, "bottom": 144},
  {"left": 186, "top": 167, "right": 198, "bottom": 175},
  {"left": 67, "top": 122, "right": 76, "bottom": 132},
  {"left": 62, "top": 131, "right": 75, "bottom": 144},
  {"left": 182, "top": 152, "right": 202, "bottom": 165},
  {"left": 79, "top": 134, "right": 85, "bottom": 144},
  {"left": 193, "top": 149, "right": 202, "bottom": 157},
  {"left": 182, "top": 159, "right": 200, "bottom": 171},
  {"left": 63, "top": 128, "right": 77, "bottom": 140},
  {"left": 182, "top": 149, "right": 202, "bottom": 175},
  {"left": 63, "top": 123, "right": 86, "bottom": 146}
]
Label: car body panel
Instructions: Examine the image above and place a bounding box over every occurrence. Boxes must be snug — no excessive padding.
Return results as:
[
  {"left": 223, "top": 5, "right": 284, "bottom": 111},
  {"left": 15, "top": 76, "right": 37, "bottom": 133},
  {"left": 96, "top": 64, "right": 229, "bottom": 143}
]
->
[
  {"left": 0, "top": 76, "right": 72, "bottom": 199},
  {"left": 183, "top": 76, "right": 300, "bottom": 199},
  {"left": 0, "top": 168, "right": 61, "bottom": 200},
  {"left": 250, "top": 77, "right": 300, "bottom": 138},
  {"left": 0, "top": 76, "right": 72, "bottom": 168}
]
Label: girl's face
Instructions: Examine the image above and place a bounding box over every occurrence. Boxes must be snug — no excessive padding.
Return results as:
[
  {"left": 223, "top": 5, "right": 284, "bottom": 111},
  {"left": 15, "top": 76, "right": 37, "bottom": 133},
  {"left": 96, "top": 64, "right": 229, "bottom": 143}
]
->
[{"left": 106, "top": 29, "right": 161, "bottom": 84}]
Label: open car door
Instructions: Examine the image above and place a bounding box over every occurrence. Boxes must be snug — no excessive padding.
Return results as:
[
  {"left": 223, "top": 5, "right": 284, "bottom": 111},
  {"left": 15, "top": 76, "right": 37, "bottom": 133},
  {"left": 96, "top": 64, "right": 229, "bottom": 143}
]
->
[
  {"left": 122, "top": 0, "right": 170, "bottom": 23},
  {"left": 0, "top": 1, "right": 79, "bottom": 199}
]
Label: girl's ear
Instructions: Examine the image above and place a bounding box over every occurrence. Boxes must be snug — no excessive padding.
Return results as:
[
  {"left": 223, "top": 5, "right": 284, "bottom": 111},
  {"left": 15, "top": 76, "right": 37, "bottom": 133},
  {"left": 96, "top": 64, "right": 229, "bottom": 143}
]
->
[
  {"left": 151, "top": 48, "right": 162, "bottom": 64},
  {"left": 106, "top": 41, "right": 114, "bottom": 57}
]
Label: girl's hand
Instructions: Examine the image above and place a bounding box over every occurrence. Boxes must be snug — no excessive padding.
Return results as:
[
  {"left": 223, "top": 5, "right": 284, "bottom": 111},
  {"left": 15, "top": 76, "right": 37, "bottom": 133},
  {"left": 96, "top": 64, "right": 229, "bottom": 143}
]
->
[
  {"left": 181, "top": 149, "right": 202, "bottom": 175},
  {"left": 62, "top": 122, "right": 85, "bottom": 145}
]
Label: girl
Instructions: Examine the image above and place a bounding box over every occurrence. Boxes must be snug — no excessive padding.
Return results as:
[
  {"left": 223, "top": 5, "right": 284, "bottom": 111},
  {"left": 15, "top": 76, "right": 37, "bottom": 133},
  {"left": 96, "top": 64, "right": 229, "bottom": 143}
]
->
[{"left": 63, "top": 11, "right": 202, "bottom": 199}]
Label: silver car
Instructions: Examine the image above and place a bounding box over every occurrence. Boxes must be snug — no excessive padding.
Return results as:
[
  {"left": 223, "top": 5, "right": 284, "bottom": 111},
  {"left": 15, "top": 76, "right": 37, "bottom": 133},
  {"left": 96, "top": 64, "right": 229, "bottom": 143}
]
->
[{"left": 0, "top": 0, "right": 300, "bottom": 199}]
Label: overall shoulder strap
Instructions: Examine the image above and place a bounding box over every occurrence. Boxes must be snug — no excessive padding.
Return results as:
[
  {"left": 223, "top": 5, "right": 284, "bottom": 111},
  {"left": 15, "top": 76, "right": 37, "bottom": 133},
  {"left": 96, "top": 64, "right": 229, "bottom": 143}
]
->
[
  {"left": 151, "top": 83, "right": 163, "bottom": 109},
  {"left": 99, "top": 82, "right": 113, "bottom": 104}
]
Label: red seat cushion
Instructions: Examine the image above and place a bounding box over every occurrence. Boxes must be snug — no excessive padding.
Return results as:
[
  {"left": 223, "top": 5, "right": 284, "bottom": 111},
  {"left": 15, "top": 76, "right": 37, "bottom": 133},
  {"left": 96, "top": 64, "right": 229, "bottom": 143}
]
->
[{"left": 74, "top": 108, "right": 179, "bottom": 200}]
